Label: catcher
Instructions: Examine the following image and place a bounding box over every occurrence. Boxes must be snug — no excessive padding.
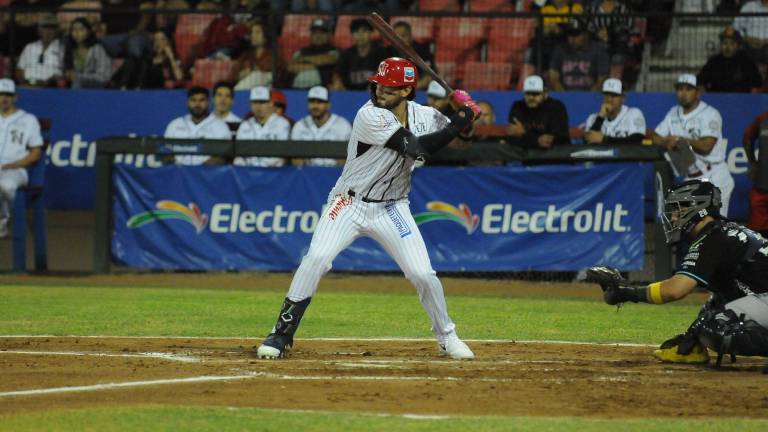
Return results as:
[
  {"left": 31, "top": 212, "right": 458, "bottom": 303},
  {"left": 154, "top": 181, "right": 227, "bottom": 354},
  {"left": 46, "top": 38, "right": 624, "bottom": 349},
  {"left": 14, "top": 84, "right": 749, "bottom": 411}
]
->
[{"left": 587, "top": 179, "right": 768, "bottom": 367}]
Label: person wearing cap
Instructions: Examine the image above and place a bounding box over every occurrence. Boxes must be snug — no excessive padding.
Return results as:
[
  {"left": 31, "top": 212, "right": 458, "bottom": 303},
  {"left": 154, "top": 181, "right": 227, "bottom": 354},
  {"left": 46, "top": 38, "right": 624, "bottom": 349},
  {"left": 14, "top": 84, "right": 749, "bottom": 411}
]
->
[
  {"left": 16, "top": 13, "right": 64, "bottom": 87},
  {"left": 507, "top": 75, "right": 570, "bottom": 149},
  {"left": 287, "top": 18, "right": 340, "bottom": 89},
  {"left": 392, "top": 21, "right": 435, "bottom": 90},
  {"left": 234, "top": 86, "right": 291, "bottom": 167},
  {"left": 290, "top": 86, "right": 352, "bottom": 167},
  {"left": 547, "top": 18, "right": 610, "bottom": 92},
  {"left": 652, "top": 74, "right": 735, "bottom": 216},
  {"left": 271, "top": 90, "right": 295, "bottom": 126},
  {"left": 0, "top": 79, "right": 44, "bottom": 238},
  {"left": 331, "top": 18, "right": 390, "bottom": 90},
  {"left": 164, "top": 86, "right": 231, "bottom": 166},
  {"left": 699, "top": 27, "right": 762, "bottom": 93},
  {"left": 583, "top": 78, "right": 646, "bottom": 145},
  {"left": 426, "top": 81, "right": 453, "bottom": 116}
]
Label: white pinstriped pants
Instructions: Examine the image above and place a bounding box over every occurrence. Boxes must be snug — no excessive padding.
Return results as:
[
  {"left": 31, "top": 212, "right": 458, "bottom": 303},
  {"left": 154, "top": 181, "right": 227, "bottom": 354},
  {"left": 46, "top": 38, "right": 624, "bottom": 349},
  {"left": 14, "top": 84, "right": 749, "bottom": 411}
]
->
[{"left": 286, "top": 194, "right": 457, "bottom": 338}]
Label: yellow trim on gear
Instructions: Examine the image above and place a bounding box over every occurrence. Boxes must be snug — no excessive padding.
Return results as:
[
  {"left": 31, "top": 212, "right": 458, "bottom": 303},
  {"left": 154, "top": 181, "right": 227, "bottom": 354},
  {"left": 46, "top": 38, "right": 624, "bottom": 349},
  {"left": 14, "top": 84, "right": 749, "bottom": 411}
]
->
[{"left": 649, "top": 282, "right": 664, "bottom": 304}]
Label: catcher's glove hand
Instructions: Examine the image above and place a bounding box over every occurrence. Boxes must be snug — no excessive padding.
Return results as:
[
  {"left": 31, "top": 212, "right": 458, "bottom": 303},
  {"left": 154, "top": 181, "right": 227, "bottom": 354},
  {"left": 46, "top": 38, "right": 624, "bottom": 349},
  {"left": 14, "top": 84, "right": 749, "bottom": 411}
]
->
[{"left": 585, "top": 266, "right": 638, "bottom": 306}]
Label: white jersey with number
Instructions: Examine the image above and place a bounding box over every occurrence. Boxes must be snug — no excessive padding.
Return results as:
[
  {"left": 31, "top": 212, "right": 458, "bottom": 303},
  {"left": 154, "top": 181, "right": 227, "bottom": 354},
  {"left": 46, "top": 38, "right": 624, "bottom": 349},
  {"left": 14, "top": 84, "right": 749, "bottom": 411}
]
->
[
  {"left": 0, "top": 109, "right": 43, "bottom": 165},
  {"left": 234, "top": 113, "right": 291, "bottom": 167},
  {"left": 291, "top": 113, "right": 352, "bottom": 167},
  {"left": 585, "top": 105, "right": 646, "bottom": 138},
  {"left": 164, "top": 114, "right": 231, "bottom": 165},
  {"left": 331, "top": 100, "right": 448, "bottom": 201}
]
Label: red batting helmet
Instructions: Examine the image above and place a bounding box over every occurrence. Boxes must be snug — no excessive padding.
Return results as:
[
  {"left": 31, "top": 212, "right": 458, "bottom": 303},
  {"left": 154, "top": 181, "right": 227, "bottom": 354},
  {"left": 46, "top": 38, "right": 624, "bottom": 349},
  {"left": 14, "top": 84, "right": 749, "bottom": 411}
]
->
[{"left": 368, "top": 57, "right": 418, "bottom": 88}]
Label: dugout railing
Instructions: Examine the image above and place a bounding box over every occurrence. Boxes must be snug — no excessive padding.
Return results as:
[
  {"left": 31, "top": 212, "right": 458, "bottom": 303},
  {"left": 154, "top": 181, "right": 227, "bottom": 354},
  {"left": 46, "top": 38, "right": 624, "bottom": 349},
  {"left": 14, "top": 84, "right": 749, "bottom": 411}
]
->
[{"left": 93, "top": 136, "right": 673, "bottom": 279}]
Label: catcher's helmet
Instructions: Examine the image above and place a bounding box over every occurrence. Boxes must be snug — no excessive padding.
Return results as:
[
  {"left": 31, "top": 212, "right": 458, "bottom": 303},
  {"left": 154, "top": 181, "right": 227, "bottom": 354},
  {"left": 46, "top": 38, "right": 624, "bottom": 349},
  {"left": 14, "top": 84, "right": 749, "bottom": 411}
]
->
[
  {"left": 662, "top": 179, "right": 722, "bottom": 243},
  {"left": 368, "top": 57, "right": 418, "bottom": 88}
]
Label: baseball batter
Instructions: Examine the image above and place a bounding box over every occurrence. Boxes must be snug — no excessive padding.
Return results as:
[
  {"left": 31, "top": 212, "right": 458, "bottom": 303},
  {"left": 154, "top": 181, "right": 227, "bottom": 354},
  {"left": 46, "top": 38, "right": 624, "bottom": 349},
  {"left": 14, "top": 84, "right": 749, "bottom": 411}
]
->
[
  {"left": 653, "top": 74, "right": 734, "bottom": 216},
  {"left": 0, "top": 79, "right": 43, "bottom": 238},
  {"left": 234, "top": 86, "right": 291, "bottom": 167},
  {"left": 257, "top": 57, "right": 479, "bottom": 360},
  {"left": 584, "top": 78, "right": 646, "bottom": 145},
  {"left": 165, "top": 86, "right": 231, "bottom": 166},
  {"left": 290, "top": 85, "right": 352, "bottom": 167}
]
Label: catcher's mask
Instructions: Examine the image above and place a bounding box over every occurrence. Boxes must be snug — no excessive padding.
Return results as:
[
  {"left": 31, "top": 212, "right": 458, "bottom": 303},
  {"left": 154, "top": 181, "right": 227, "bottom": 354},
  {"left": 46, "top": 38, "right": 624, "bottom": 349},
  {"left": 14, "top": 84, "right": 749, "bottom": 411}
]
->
[{"left": 662, "top": 179, "right": 721, "bottom": 243}]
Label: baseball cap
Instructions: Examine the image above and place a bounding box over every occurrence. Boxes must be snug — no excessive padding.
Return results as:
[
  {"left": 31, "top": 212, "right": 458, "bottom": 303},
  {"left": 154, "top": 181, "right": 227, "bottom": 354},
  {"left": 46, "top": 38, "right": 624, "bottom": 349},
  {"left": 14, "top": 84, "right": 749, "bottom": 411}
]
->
[
  {"left": 310, "top": 18, "right": 332, "bottom": 32},
  {"left": 0, "top": 79, "right": 16, "bottom": 95},
  {"left": 602, "top": 78, "right": 623, "bottom": 95},
  {"left": 426, "top": 81, "right": 447, "bottom": 98},
  {"left": 523, "top": 75, "right": 544, "bottom": 93},
  {"left": 250, "top": 86, "right": 270, "bottom": 102},
  {"left": 307, "top": 86, "right": 329, "bottom": 102},
  {"left": 38, "top": 13, "right": 58, "bottom": 28},
  {"left": 675, "top": 73, "right": 697, "bottom": 88}
]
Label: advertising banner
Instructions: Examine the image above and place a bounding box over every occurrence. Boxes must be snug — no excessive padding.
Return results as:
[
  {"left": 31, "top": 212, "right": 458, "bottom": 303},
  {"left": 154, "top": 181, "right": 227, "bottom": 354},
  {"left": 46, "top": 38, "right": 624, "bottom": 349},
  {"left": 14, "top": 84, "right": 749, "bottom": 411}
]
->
[{"left": 112, "top": 163, "right": 645, "bottom": 271}]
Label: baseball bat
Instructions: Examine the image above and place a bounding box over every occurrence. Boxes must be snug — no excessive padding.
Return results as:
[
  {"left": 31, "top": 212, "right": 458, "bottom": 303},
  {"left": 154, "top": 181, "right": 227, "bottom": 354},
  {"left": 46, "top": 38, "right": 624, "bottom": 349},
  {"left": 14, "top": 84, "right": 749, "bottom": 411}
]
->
[{"left": 366, "top": 12, "right": 453, "bottom": 94}]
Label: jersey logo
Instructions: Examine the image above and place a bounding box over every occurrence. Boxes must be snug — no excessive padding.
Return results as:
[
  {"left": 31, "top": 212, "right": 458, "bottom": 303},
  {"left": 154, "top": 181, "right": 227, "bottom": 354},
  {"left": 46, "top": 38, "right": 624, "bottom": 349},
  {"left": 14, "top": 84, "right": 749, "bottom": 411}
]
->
[
  {"left": 377, "top": 62, "right": 390, "bottom": 77},
  {"left": 386, "top": 203, "right": 412, "bottom": 238},
  {"left": 403, "top": 67, "right": 415, "bottom": 83},
  {"left": 127, "top": 200, "right": 208, "bottom": 233},
  {"left": 326, "top": 194, "right": 353, "bottom": 221}
]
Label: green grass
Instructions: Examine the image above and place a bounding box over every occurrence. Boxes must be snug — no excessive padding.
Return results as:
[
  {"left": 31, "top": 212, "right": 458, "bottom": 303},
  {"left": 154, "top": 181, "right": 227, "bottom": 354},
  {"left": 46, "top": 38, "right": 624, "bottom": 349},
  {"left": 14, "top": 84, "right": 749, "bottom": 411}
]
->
[
  {"left": 0, "top": 285, "right": 700, "bottom": 343},
  {"left": 2, "top": 406, "right": 767, "bottom": 432}
]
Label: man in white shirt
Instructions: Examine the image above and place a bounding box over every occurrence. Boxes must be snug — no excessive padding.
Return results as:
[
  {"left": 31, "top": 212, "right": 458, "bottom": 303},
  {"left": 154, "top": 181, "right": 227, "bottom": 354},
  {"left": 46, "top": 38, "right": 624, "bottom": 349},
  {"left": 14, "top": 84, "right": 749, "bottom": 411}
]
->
[
  {"left": 290, "top": 86, "right": 352, "bottom": 167},
  {"left": 212, "top": 81, "right": 241, "bottom": 139},
  {"left": 734, "top": 0, "right": 768, "bottom": 59},
  {"left": 15, "top": 14, "right": 64, "bottom": 88},
  {"left": 164, "top": 86, "right": 232, "bottom": 166},
  {"left": 653, "top": 74, "right": 735, "bottom": 216},
  {"left": 235, "top": 86, "right": 291, "bottom": 167},
  {"left": 584, "top": 78, "right": 646, "bottom": 145},
  {"left": 0, "top": 80, "right": 44, "bottom": 238}
]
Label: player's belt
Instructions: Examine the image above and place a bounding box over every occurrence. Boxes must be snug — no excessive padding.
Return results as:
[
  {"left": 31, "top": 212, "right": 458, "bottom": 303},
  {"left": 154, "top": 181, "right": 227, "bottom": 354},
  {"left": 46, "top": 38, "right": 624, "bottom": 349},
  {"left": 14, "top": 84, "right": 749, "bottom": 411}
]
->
[
  {"left": 348, "top": 190, "right": 399, "bottom": 203},
  {"left": 689, "top": 161, "right": 723, "bottom": 178}
]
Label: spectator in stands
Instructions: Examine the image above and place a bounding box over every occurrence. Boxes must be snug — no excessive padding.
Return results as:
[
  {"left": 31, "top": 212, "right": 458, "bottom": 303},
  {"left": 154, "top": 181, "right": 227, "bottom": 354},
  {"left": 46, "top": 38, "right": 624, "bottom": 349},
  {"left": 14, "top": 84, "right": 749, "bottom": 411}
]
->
[
  {"left": 425, "top": 80, "right": 453, "bottom": 115},
  {"left": 98, "top": 1, "right": 152, "bottom": 76},
  {"left": 113, "top": 29, "right": 184, "bottom": 88},
  {"left": 744, "top": 111, "right": 768, "bottom": 237},
  {"left": 16, "top": 14, "right": 64, "bottom": 87},
  {"left": 584, "top": 0, "right": 633, "bottom": 65},
  {"left": 547, "top": 19, "right": 609, "bottom": 91},
  {"left": 583, "top": 78, "right": 645, "bottom": 145},
  {"left": 212, "top": 81, "right": 242, "bottom": 140},
  {"left": 271, "top": 89, "right": 295, "bottom": 126},
  {"left": 57, "top": 1, "right": 101, "bottom": 35},
  {"left": 150, "top": 0, "right": 191, "bottom": 36},
  {"left": 164, "top": 86, "right": 231, "bottom": 165},
  {"left": 0, "top": 79, "right": 43, "bottom": 238},
  {"left": 392, "top": 20, "right": 434, "bottom": 90},
  {"left": 182, "top": 4, "right": 251, "bottom": 70},
  {"left": 287, "top": 18, "right": 339, "bottom": 89},
  {"left": 231, "top": 21, "right": 279, "bottom": 89},
  {"left": 734, "top": 0, "right": 768, "bottom": 61},
  {"left": 507, "top": 75, "right": 570, "bottom": 149},
  {"left": 62, "top": 17, "right": 112, "bottom": 88},
  {"left": 291, "top": 85, "right": 352, "bottom": 166},
  {"left": 235, "top": 86, "right": 291, "bottom": 167},
  {"left": 10, "top": 0, "right": 58, "bottom": 57},
  {"left": 528, "top": 0, "right": 583, "bottom": 72},
  {"left": 700, "top": 27, "right": 763, "bottom": 93},
  {"left": 332, "top": 18, "right": 390, "bottom": 90}
]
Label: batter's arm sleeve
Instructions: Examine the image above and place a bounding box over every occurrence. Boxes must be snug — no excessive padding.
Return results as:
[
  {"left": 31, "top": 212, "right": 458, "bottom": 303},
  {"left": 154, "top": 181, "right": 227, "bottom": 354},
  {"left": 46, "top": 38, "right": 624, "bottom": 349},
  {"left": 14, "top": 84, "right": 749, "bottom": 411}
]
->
[{"left": 385, "top": 106, "right": 474, "bottom": 156}]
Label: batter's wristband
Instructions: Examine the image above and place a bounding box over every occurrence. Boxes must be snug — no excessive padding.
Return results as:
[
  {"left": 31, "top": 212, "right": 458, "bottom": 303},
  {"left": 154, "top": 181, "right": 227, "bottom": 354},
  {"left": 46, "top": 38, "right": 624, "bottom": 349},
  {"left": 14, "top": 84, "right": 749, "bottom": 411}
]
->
[{"left": 648, "top": 282, "right": 664, "bottom": 304}]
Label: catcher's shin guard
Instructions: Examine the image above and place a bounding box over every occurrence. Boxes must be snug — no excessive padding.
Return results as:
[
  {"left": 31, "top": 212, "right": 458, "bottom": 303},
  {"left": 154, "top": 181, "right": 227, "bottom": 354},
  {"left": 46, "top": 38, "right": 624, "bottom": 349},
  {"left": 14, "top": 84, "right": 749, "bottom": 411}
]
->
[
  {"left": 257, "top": 297, "right": 312, "bottom": 359},
  {"left": 698, "top": 310, "right": 768, "bottom": 368}
]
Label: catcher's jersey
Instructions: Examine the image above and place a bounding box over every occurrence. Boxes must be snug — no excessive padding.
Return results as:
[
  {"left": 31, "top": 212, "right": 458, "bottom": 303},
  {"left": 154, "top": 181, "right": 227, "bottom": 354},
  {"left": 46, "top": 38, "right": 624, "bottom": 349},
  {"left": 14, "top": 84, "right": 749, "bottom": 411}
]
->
[
  {"left": 234, "top": 113, "right": 291, "bottom": 167},
  {"left": 291, "top": 113, "right": 352, "bottom": 167},
  {"left": 0, "top": 109, "right": 43, "bottom": 165},
  {"left": 332, "top": 100, "right": 448, "bottom": 201},
  {"left": 585, "top": 105, "right": 646, "bottom": 138},
  {"left": 165, "top": 114, "right": 231, "bottom": 166},
  {"left": 678, "top": 220, "right": 768, "bottom": 302},
  {"left": 655, "top": 101, "right": 726, "bottom": 167}
]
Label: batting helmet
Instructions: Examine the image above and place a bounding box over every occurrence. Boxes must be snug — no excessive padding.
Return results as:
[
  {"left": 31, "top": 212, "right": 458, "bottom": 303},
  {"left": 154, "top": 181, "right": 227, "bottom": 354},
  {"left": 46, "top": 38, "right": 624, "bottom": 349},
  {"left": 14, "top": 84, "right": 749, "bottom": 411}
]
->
[
  {"left": 662, "top": 179, "right": 722, "bottom": 243},
  {"left": 368, "top": 57, "right": 418, "bottom": 88}
]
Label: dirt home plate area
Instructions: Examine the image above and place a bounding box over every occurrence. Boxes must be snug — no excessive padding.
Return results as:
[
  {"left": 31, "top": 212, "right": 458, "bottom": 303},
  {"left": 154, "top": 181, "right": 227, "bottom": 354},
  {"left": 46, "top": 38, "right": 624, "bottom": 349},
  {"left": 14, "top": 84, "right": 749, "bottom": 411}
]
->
[{"left": 2, "top": 336, "right": 768, "bottom": 418}]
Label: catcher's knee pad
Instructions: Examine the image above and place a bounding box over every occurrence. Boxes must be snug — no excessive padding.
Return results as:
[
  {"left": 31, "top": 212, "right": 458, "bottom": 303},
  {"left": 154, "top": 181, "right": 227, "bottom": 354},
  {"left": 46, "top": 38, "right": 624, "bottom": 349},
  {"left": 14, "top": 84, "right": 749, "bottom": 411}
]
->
[{"left": 698, "top": 309, "right": 768, "bottom": 367}]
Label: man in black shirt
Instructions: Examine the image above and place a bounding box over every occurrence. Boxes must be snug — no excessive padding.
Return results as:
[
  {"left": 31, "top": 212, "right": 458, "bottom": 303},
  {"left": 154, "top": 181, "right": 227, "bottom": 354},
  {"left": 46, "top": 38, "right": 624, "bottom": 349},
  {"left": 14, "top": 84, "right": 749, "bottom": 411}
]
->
[
  {"left": 699, "top": 27, "right": 762, "bottom": 93},
  {"left": 332, "top": 18, "right": 390, "bottom": 90},
  {"left": 507, "top": 75, "right": 570, "bottom": 149},
  {"left": 287, "top": 17, "right": 339, "bottom": 89},
  {"left": 587, "top": 180, "right": 768, "bottom": 367}
]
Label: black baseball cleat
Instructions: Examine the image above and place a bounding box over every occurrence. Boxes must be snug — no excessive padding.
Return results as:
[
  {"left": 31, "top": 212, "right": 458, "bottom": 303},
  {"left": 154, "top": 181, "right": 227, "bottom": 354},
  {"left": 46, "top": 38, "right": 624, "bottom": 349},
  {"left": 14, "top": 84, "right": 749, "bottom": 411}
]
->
[{"left": 256, "top": 333, "right": 293, "bottom": 359}]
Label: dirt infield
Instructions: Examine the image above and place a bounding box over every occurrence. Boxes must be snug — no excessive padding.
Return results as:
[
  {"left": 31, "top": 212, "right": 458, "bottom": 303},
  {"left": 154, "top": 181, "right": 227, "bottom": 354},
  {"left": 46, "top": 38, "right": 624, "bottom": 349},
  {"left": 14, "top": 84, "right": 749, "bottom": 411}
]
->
[{"left": 1, "top": 336, "right": 767, "bottom": 419}]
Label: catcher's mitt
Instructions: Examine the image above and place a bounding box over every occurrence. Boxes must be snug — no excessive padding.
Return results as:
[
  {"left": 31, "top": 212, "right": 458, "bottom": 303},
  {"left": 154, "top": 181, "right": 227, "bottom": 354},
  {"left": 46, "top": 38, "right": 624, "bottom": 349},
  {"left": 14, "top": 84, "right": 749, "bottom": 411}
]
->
[{"left": 585, "top": 266, "right": 625, "bottom": 292}]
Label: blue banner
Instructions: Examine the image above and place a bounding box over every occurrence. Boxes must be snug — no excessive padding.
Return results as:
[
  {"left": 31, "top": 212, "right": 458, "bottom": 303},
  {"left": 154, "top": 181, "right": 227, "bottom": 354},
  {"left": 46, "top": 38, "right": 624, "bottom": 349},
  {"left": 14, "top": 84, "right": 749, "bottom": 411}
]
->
[{"left": 112, "top": 163, "right": 644, "bottom": 271}]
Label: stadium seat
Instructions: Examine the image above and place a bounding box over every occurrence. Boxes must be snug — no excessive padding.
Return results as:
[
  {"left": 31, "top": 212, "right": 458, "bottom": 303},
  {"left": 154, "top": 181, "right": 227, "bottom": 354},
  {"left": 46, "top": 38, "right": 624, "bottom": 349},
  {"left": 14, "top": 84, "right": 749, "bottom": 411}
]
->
[
  {"left": 190, "top": 59, "right": 234, "bottom": 89},
  {"left": 278, "top": 35, "right": 310, "bottom": 63},
  {"left": 435, "top": 62, "right": 457, "bottom": 88},
  {"left": 435, "top": 17, "right": 486, "bottom": 63},
  {"left": 282, "top": 14, "right": 325, "bottom": 38},
  {"left": 419, "top": 0, "right": 461, "bottom": 12},
  {"left": 462, "top": 62, "right": 513, "bottom": 90},
  {"left": 174, "top": 13, "right": 218, "bottom": 65},
  {"left": 469, "top": 0, "right": 513, "bottom": 12},
  {"left": 486, "top": 18, "right": 534, "bottom": 62},
  {"left": 334, "top": 15, "right": 381, "bottom": 50},
  {"left": 390, "top": 16, "right": 436, "bottom": 44}
]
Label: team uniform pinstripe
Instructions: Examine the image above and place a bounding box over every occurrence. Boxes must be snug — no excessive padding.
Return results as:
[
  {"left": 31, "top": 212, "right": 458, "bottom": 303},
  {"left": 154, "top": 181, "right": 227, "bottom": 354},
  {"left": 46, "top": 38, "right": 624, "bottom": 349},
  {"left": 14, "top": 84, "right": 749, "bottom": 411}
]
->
[
  {"left": 585, "top": 105, "right": 646, "bottom": 138},
  {"left": 234, "top": 113, "right": 291, "bottom": 167},
  {"left": 286, "top": 100, "right": 459, "bottom": 340},
  {"left": 0, "top": 109, "right": 43, "bottom": 227},
  {"left": 290, "top": 113, "right": 352, "bottom": 167},
  {"left": 164, "top": 114, "right": 231, "bottom": 165}
]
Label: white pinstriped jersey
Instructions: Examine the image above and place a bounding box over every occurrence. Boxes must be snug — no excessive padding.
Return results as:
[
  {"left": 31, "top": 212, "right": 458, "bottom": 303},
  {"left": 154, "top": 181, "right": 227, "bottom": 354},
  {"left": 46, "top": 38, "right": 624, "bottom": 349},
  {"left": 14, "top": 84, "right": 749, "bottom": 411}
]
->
[
  {"left": 585, "top": 105, "right": 646, "bottom": 138},
  {"left": 164, "top": 114, "right": 231, "bottom": 166},
  {"left": 332, "top": 100, "right": 448, "bottom": 201},
  {"left": 234, "top": 113, "right": 291, "bottom": 167},
  {"left": 0, "top": 109, "right": 43, "bottom": 165},
  {"left": 655, "top": 101, "right": 727, "bottom": 166},
  {"left": 291, "top": 113, "right": 352, "bottom": 167}
]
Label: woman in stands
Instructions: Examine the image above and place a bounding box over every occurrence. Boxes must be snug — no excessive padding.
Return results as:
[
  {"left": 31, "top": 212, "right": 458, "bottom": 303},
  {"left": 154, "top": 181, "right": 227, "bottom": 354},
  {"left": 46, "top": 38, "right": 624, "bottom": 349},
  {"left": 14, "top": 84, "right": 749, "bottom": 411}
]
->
[
  {"left": 230, "top": 20, "right": 281, "bottom": 89},
  {"left": 63, "top": 17, "right": 112, "bottom": 88}
]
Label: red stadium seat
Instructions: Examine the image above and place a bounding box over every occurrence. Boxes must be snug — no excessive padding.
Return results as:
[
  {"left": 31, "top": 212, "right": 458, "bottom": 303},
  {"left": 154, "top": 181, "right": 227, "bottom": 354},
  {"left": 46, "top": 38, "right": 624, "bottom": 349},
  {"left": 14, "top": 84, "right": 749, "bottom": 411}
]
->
[
  {"left": 390, "top": 16, "right": 436, "bottom": 44},
  {"left": 419, "top": 0, "right": 461, "bottom": 12},
  {"left": 174, "top": 13, "right": 218, "bottom": 65},
  {"left": 334, "top": 15, "right": 381, "bottom": 50},
  {"left": 435, "top": 62, "right": 457, "bottom": 88},
  {"left": 462, "top": 62, "right": 513, "bottom": 90},
  {"left": 469, "top": 0, "right": 513, "bottom": 12},
  {"left": 487, "top": 18, "right": 533, "bottom": 65},
  {"left": 190, "top": 59, "right": 234, "bottom": 89},
  {"left": 278, "top": 35, "right": 310, "bottom": 63},
  {"left": 435, "top": 17, "right": 486, "bottom": 63},
  {"left": 282, "top": 14, "right": 326, "bottom": 38}
]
